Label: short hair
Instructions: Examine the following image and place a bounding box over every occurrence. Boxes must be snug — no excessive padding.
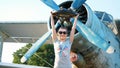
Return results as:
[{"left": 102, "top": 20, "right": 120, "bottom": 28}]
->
[{"left": 56, "top": 25, "right": 68, "bottom": 33}]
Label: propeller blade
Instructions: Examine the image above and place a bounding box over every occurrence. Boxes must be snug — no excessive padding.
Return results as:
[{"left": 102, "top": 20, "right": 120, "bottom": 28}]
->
[
  {"left": 21, "top": 30, "right": 52, "bottom": 63},
  {"left": 71, "top": 0, "right": 86, "bottom": 10},
  {"left": 40, "top": 0, "right": 60, "bottom": 10},
  {"left": 21, "top": 22, "right": 60, "bottom": 63},
  {"left": 71, "top": 19, "right": 110, "bottom": 51}
]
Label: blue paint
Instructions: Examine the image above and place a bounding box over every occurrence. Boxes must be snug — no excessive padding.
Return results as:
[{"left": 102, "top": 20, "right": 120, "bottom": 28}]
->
[
  {"left": 40, "top": 0, "right": 59, "bottom": 10},
  {"left": 71, "top": 18, "right": 110, "bottom": 51},
  {"left": 71, "top": 0, "right": 86, "bottom": 9},
  {"left": 21, "top": 22, "right": 60, "bottom": 62},
  {"left": 76, "top": 20, "right": 110, "bottom": 51}
]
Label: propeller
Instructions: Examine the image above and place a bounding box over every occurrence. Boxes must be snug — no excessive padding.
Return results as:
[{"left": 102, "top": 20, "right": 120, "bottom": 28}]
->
[
  {"left": 21, "top": 22, "right": 60, "bottom": 63},
  {"left": 21, "top": 30, "right": 52, "bottom": 63},
  {"left": 21, "top": 0, "right": 87, "bottom": 63},
  {"left": 21, "top": 0, "right": 114, "bottom": 63}
]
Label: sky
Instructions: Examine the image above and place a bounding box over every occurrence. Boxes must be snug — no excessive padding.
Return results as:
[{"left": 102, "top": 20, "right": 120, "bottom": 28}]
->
[
  {"left": 0, "top": 0, "right": 120, "bottom": 63},
  {"left": 0, "top": 0, "right": 120, "bottom": 22},
  {"left": 2, "top": 42, "right": 27, "bottom": 63}
]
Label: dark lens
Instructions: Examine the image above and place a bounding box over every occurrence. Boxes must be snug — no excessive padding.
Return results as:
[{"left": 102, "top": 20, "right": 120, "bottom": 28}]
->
[
  {"left": 63, "top": 32, "right": 67, "bottom": 34},
  {"left": 59, "top": 31, "right": 62, "bottom": 34},
  {"left": 58, "top": 31, "right": 67, "bottom": 34}
]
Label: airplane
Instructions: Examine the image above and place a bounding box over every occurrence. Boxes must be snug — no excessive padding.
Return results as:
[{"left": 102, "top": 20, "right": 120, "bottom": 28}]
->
[
  {"left": 0, "top": 0, "right": 120, "bottom": 68},
  {"left": 19, "top": 0, "right": 120, "bottom": 68}
]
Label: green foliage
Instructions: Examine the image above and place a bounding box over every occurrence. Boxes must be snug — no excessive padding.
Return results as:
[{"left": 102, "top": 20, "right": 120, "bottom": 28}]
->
[
  {"left": 115, "top": 19, "right": 120, "bottom": 23},
  {"left": 13, "top": 43, "right": 55, "bottom": 67},
  {"left": 115, "top": 19, "right": 120, "bottom": 35}
]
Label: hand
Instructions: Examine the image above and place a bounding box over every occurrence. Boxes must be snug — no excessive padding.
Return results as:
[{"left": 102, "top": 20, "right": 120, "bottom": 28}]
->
[
  {"left": 70, "top": 52, "right": 78, "bottom": 62},
  {"left": 51, "top": 11, "right": 55, "bottom": 19},
  {"left": 51, "top": 11, "right": 53, "bottom": 16},
  {"left": 75, "top": 14, "right": 79, "bottom": 19}
]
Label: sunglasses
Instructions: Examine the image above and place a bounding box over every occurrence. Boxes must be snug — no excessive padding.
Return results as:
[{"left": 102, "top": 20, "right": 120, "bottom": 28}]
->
[{"left": 58, "top": 31, "right": 67, "bottom": 34}]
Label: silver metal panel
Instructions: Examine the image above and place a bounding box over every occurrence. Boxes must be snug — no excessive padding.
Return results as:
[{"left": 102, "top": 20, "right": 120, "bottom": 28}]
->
[
  {"left": 0, "top": 62, "right": 49, "bottom": 68},
  {"left": 0, "top": 22, "right": 50, "bottom": 43}
]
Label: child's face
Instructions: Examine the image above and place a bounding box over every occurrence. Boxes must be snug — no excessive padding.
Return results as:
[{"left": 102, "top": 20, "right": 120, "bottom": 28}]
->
[{"left": 57, "top": 28, "right": 67, "bottom": 41}]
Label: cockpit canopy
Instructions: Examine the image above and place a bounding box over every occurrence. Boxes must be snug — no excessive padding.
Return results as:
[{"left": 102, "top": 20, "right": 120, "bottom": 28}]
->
[{"left": 95, "top": 11, "right": 118, "bottom": 34}]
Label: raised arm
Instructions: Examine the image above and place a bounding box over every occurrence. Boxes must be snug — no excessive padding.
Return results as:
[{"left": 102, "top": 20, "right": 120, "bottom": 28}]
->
[
  {"left": 70, "top": 14, "right": 79, "bottom": 43},
  {"left": 51, "top": 12, "right": 57, "bottom": 41}
]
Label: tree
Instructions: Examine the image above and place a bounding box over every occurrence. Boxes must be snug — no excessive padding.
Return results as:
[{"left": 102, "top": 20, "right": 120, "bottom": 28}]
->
[
  {"left": 115, "top": 19, "right": 120, "bottom": 37},
  {"left": 13, "top": 43, "right": 55, "bottom": 67}
]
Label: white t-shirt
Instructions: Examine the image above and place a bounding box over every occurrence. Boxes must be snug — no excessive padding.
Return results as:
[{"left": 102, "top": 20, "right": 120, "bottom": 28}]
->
[{"left": 53, "top": 38, "right": 72, "bottom": 68}]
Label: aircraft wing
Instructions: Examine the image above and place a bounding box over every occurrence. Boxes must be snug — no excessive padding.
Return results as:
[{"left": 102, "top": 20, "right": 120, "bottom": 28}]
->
[
  {"left": 0, "top": 22, "right": 50, "bottom": 43},
  {"left": 0, "top": 62, "right": 49, "bottom": 68}
]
